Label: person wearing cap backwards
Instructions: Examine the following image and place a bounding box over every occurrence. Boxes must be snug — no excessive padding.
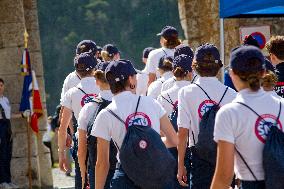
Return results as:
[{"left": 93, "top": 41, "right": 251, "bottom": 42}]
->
[
  {"left": 101, "top": 44, "right": 120, "bottom": 62},
  {"left": 147, "top": 56, "right": 174, "bottom": 99},
  {"left": 136, "top": 47, "right": 155, "bottom": 96},
  {"left": 177, "top": 44, "right": 236, "bottom": 188},
  {"left": 58, "top": 53, "right": 100, "bottom": 189},
  {"left": 78, "top": 62, "right": 116, "bottom": 189},
  {"left": 161, "top": 44, "right": 195, "bottom": 93},
  {"left": 90, "top": 59, "right": 178, "bottom": 189},
  {"left": 265, "top": 36, "right": 284, "bottom": 98},
  {"left": 145, "top": 26, "right": 181, "bottom": 85},
  {"left": 211, "top": 45, "right": 284, "bottom": 189}
]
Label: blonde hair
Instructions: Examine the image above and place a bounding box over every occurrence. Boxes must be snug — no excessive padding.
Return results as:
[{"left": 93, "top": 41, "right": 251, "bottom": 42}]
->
[
  {"left": 101, "top": 50, "right": 114, "bottom": 61},
  {"left": 262, "top": 70, "right": 278, "bottom": 89}
]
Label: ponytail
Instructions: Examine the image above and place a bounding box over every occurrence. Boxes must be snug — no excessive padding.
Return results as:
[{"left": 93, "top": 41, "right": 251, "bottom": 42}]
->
[{"left": 173, "top": 67, "right": 187, "bottom": 78}]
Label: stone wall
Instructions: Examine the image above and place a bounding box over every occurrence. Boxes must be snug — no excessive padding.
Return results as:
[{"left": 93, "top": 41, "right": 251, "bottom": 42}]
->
[
  {"left": 178, "top": 0, "right": 284, "bottom": 67},
  {"left": 0, "top": 0, "right": 53, "bottom": 188}
]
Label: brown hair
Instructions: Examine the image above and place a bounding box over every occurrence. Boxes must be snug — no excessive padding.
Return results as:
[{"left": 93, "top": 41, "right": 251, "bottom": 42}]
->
[
  {"left": 94, "top": 70, "right": 108, "bottom": 83},
  {"left": 232, "top": 58, "right": 265, "bottom": 91},
  {"left": 159, "top": 58, "right": 173, "bottom": 72},
  {"left": 163, "top": 36, "right": 181, "bottom": 49},
  {"left": 173, "top": 67, "right": 188, "bottom": 78},
  {"left": 265, "top": 36, "right": 284, "bottom": 60},
  {"left": 192, "top": 61, "right": 222, "bottom": 77},
  {"left": 106, "top": 72, "right": 131, "bottom": 94},
  {"left": 101, "top": 51, "right": 115, "bottom": 61},
  {"left": 261, "top": 70, "right": 278, "bottom": 89},
  {"left": 76, "top": 69, "right": 94, "bottom": 78}
]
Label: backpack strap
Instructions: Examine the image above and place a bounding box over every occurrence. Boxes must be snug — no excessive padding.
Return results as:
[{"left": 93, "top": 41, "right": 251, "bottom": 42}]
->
[
  {"left": 217, "top": 87, "right": 229, "bottom": 106},
  {"left": 194, "top": 83, "right": 212, "bottom": 101},
  {"left": 134, "top": 96, "right": 141, "bottom": 117},
  {"left": 191, "top": 75, "right": 198, "bottom": 84},
  {"left": 161, "top": 93, "right": 175, "bottom": 107},
  {"left": 107, "top": 109, "right": 125, "bottom": 125},
  {"left": 162, "top": 49, "right": 167, "bottom": 56},
  {"left": 77, "top": 87, "right": 88, "bottom": 95},
  {"left": 75, "top": 72, "right": 81, "bottom": 80}
]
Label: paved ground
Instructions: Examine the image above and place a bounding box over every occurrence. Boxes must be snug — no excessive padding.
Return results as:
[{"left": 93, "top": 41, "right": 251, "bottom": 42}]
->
[{"left": 52, "top": 168, "right": 75, "bottom": 189}]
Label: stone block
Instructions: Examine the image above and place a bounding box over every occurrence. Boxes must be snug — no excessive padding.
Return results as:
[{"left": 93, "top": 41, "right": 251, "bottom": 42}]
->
[
  {"left": 29, "top": 51, "right": 44, "bottom": 76},
  {"left": 0, "top": 23, "right": 25, "bottom": 48},
  {"left": 0, "top": 0, "right": 25, "bottom": 24},
  {"left": 12, "top": 131, "right": 38, "bottom": 158},
  {"left": 38, "top": 150, "right": 53, "bottom": 188},
  {"left": 0, "top": 47, "right": 23, "bottom": 75}
]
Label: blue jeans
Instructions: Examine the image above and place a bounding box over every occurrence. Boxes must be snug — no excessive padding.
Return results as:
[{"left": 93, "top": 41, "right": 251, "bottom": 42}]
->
[
  {"left": 72, "top": 135, "right": 82, "bottom": 189},
  {"left": 240, "top": 180, "right": 265, "bottom": 189},
  {"left": 0, "top": 120, "right": 12, "bottom": 184}
]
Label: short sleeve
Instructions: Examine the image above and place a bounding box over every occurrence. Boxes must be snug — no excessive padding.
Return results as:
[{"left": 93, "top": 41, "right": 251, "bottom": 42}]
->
[
  {"left": 60, "top": 75, "right": 70, "bottom": 104},
  {"left": 153, "top": 99, "right": 166, "bottom": 119},
  {"left": 61, "top": 89, "right": 72, "bottom": 110},
  {"left": 91, "top": 110, "right": 112, "bottom": 141},
  {"left": 214, "top": 106, "right": 235, "bottom": 144},
  {"left": 145, "top": 51, "right": 158, "bottom": 74},
  {"left": 78, "top": 104, "right": 95, "bottom": 131},
  {"left": 177, "top": 88, "right": 191, "bottom": 129}
]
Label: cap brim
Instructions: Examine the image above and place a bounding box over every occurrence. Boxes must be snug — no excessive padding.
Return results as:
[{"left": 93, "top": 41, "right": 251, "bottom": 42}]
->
[
  {"left": 156, "top": 32, "right": 162, "bottom": 36},
  {"left": 135, "top": 69, "right": 143, "bottom": 74}
]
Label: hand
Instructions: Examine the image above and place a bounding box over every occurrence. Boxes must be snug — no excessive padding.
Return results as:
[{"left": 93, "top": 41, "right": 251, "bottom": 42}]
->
[
  {"left": 177, "top": 165, "right": 189, "bottom": 187},
  {"left": 66, "top": 134, "right": 72, "bottom": 148},
  {"left": 58, "top": 150, "right": 68, "bottom": 172}
]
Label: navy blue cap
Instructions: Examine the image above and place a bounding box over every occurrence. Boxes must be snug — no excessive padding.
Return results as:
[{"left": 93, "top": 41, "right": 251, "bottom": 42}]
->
[
  {"left": 173, "top": 54, "right": 193, "bottom": 72},
  {"left": 105, "top": 59, "right": 137, "bottom": 83},
  {"left": 230, "top": 45, "right": 265, "bottom": 72},
  {"left": 97, "top": 46, "right": 102, "bottom": 52},
  {"left": 157, "top": 26, "right": 178, "bottom": 38},
  {"left": 264, "top": 58, "right": 275, "bottom": 73},
  {"left": 74, "top": 52, "right": 97, "bottom": 71},
  {"left": 143, "top": 47, "right": 155, "bottom": 59},
  {"left": 174, "top": 44, "right": 194, "bottom": 58},
  {"left": 158, "top": 56, "right": 173, "bottom": 69},
  {"left": 96, "top": 61, "right": 109, "bottom": 72},
  {"left": 194, "top": 43, "right": 222, "bottom": 64},
  {"left": 76, "top": 40, "right": 97, "bottom": 55},
  {"left": 102, "top": 44, "right": 119, "bottom": 56}
]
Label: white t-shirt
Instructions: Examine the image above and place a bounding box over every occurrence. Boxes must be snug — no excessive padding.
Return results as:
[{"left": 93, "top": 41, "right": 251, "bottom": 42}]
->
[
  {"left": 178, "top": 77, "right": 237, "bottom": 146},
  {"left": 60, "top": 71, "right": 81, "bottom": 104},
  {"left": 0, "top": 96, "right": 11, "bottom": 119},
  {"left": 78, "top": 90, "right": 113, "bottom": 131},
  {"left": 147, "top": 72, "right": 173, "bottom": 99},
  {"left": 214, "top": 89, "right": 284, "bottom": 181},
  {"left": 161, "top": 73, "right": 199, "bottom": 92},
  {"left": 136, "top": 69, "right": 149, "bottom": 96},
  {"left": 145, "top": 47, "right": 174, "bottom": 74},
  {"left": 157, "top": 80, "right": 191, "bottom": 116},
  {"left": 61, "top": 77, "right": 100, "bottom": 120},
  {"left": 91, "top": 91, "right": 166, "bottom": 149}
]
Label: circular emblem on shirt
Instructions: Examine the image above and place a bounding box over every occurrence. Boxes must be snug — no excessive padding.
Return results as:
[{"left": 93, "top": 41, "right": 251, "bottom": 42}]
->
[
  {"left": 125, "top": 112, "right": 152, "bottom": 128},
  {"left": 173, "top": 100, "right": 178, "bottom": 110},
  {"left": 198, "top": 100, "right": 217, "bottom": 119},
  {"left": 139, "top": 140, "right": 148, "bottom": 149},
  {"left": 81, "top": 94, "right": 98, "bottom": 107},
  {"left": 255, "top": 114, "right": 282, "bottom": 143}
]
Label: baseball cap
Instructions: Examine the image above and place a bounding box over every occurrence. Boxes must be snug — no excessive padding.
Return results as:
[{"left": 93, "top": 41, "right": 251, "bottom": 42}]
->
[
  {"left": 243, "top": 35, "right": 260, "bottom": 48},
  {"left": 158, "top": 56, "right": 173, "bottom": 69},
  {"left": 97, "top": 46, "right": 102, "bottom": 52},
  {"left": 264, "top": 58, "right": 275, "bottom": 72},
  {"left": 174, "top": 44, "right": 194, "bottom": 58},
  {"left": 102, "top": 44, "right": 120, "bottom": 56},
  {"left": 194, "top": 43, "right": 222, "bottom": 65},
  {"left": 143, "top": 47, "right": 155, "bottom": 59},
  {"left": 105, "top": 59, "right": 137, "bottom": 83},
  {"left": 230, "top": 45, "right": 265, "bottom": 72},
  {"left": 96, "top": 61, "right": 109, "bottom": 72},
  {"left": 74, "top": 52, "right": 97, "bottom": 71},
  {"left": 157, "top": 26, "right": 178, "bottom": 38},
  {"left": 76, "top": 40, "right": 97, "bottom": 55},
  {"left": 173, "top": 54, "right": 193, "bottom": 72}
]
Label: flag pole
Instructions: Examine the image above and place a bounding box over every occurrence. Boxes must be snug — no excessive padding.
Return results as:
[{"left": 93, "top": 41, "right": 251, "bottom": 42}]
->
[{"left": 24, "top": 29, "right": 33, "bottom": 189}]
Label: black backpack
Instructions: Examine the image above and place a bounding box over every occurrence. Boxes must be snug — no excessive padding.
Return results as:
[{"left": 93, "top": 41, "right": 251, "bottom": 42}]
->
[
  {"left": 161, "top": 93, "right": 178, "bottom": 132},
  {"left": 194, "top": 84, "right": 228, "bottom": 166},
  {"left": 236, "top": 102, "right": 284, "bottom": 189},
  {"left": 107, "top": 96, "right": 176, "bottom": 189}
]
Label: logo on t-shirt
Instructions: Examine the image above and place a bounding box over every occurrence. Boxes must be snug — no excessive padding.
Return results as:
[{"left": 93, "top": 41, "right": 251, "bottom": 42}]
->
[
  {"left": 125, "top": 112, "right": 152, "bottom": 128},
  {"left": 80, "top": 94, "right": 98, "bottom": 107},
  {"left": 172, "top": 100, "right": 178, "bottom": 110},
  {"left": 255, "top": 114, "right": 282, "bottom": 143},
  {"left": 198, "top": 100, "right": 217, "bottom": 119}
]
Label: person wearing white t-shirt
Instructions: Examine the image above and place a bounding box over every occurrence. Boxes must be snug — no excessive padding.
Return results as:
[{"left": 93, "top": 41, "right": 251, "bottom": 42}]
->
[
  {"left": 147, "top": 56, "right": 174, "bottom": 99},
  {"left": 262, "top": 69, "right": 281, "bottom": 99},
  {"left": 101, "top": 44, "right": 120, "bottom": 62},
  {"left": 177, "top": 44, "right": 237, "bottom": 188},
  {"left": 211, "top": 46, "right": 284, "bottom": 189},
  {"left": 136, "top": 47, "right": 155, "bottom": 96},
  {"left": 145, "top": 26, "right": 181, "bottom": 85},
  {"left": 58, "top": 53, "right": 100, "bottom": 189},
  {"left": 91, "top": 60, "right": 178, "bottom": 189}
]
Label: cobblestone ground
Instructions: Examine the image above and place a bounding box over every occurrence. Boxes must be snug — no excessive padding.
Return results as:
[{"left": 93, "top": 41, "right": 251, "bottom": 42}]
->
[{"left": 52, "top": 168, "right": 75, "bottom": 189}]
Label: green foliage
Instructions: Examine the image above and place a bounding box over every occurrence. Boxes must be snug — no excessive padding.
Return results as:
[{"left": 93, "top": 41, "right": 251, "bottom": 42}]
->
[{"left": 38, "top": 0, "right": 183, "bottom": 114}]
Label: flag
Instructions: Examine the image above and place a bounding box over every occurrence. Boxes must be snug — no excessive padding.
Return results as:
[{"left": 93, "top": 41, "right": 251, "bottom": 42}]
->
[{"left": 19, "top": 48, "right": 43, "bottom": 134}]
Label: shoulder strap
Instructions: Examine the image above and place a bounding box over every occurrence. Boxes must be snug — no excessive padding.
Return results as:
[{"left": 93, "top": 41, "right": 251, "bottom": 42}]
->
[
  {"left": 162, "top": 49, "right": 167, "bottom": 56},
  {"left": 75, "top": 72, "right": 81, "bottom": 80},
  {"left": 217, "top": 87, "right": 229, "bottom": 106},
  {"left": 236, "top": 102, "right": 262, "bottom": 119},
  {"left": 77, "top": 87, "right": 88, "bottom": 95},
  {"left": 194, "top": 83, "right": 212, "bottom": 101},
  {"left": 161, "top": 93, "right": 175, "bottom": 107},
  {"left": 191, "top": 75, "right": 197, "bottom": 84},
  {"left": 235, "top": 148, "right": 258, "bottom": 181},
  {"left": 134, "top": 96, "right": 141, "bottom": 117},
  {"left": 276, "top": 101, "right": 282, "bottom": 122},
  {"left": 107, "top": 109, "right": 125, "bottom": 125}
]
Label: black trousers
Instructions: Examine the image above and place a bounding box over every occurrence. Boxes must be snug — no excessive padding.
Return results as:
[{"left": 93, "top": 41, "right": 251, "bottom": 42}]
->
[
  {"left": 43, "top": 141, "right": 54, "bottom": 166},
  {"left": 0, "top": 119, "right": 12, "bottom": 183}
]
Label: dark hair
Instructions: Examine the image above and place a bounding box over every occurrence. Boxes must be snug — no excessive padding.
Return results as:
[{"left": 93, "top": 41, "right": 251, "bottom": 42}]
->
[
  {"left": 94, "top": 70, "right": 108, "bottom": 83},
  {"left": 232, "top": 58, "right": 265, "bottom": 91},
  {"left": 0, "top": 78, "right": 4, "bottom": 84},
  {"left": 163, "top": 36, "right": 181, "bottom": 49},
  {"left": 173, "top": 67, "right": 188, "bottom": 78},
  {"left": 266, "top": 36, "right": 284, "bottom": 60},
  {"left": 106, "top": 72, "right": 131, "bottom": 94},
  {"left": 262, "top": 70, "right": 278, "bottom": 89},
  {"left": 192, "top": 52, "right": 222, "bottom": 77},
  {"left": 76, "top": 68, "right": 94, "bottom": 78}
]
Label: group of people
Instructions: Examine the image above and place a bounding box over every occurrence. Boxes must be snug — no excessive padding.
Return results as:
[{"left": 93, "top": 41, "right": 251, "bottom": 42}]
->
[{"left": 56, "top": 25, "right": 284, "bottom": 189}]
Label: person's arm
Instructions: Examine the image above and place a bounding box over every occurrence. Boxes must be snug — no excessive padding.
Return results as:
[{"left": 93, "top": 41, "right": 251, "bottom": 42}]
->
[
  {"left": 78, "top": 129, "right": 87, "bottom": 187},
  {"left": 210, "top": 140, "right": 235, "bottom": 189},
  {"left": 95, "top": 137, "right": 110, "bottom": 189},
  {"left": 58, "top": 107, "right": 72, "bottom": 172},
  {"left": 148, "top": 73, "right": 156, "bottom": 86},
  {"left": 160, "top": 114, "right": 178, "bottom": 148},
  {"left": 177, "top": 127, "right": 189, "bottom": 187}
]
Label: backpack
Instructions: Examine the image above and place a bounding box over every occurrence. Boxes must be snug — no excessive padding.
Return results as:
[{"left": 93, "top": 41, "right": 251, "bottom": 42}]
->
[
  {"left": 194, "top": 84, "right": 228, "bottom": 166},
  {"left": 161, "top": 93, "right": 178, "bottom": 132},
  {"left": 236, "top": 102, "right": 284, "bottom": 189},
  {"left": 107, "top": 96, "right": 176, "bottom": 189}
]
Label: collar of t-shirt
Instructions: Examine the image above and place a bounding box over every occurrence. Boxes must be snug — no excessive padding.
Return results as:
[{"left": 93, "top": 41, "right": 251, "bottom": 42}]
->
[
  {"left": 234, "top": 88, "right": 266, "bottom": 102},
  {"left": 173, "top": 80, "right": 191, "bottom": 88},
  {"left": 99, "top": 90, "right": 113, "bottom": 101},
  {"left": 195, "top": 76, "right": 218, "bottom": 84},
  {"left": 161, "top": 71, "right": 173, "bottom": 81},
  {"left": 112, "top": 91, "right": 133, "bottom": 103},
  {"left": 76, "top": 77, "right": 96, "bottom": 88}
]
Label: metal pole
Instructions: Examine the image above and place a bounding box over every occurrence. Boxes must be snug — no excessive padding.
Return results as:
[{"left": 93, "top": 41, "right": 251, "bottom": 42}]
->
[
  {"left": 220, "top": 18, "right": 225, "bottom": 83},
  {"left": 27, "top": 116, "right": 32, "bottom": 189}
]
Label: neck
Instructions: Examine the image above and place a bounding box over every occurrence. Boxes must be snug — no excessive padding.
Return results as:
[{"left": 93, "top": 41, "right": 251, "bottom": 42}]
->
[{"left": 100, "top": 84, "right": 110, "bottom": 91}]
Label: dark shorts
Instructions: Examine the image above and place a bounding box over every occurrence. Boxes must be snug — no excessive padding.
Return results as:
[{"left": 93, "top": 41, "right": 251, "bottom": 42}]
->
[{"left": 240, "top": 180, "right": 265, "bottom": 189}]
